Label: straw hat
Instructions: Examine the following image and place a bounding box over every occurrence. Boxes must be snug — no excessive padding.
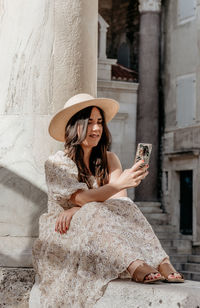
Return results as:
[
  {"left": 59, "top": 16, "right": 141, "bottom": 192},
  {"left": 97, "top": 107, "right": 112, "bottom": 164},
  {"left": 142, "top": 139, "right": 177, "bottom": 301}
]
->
[{"left": 48, "top": 93, "right": 120, "bottom": 141}]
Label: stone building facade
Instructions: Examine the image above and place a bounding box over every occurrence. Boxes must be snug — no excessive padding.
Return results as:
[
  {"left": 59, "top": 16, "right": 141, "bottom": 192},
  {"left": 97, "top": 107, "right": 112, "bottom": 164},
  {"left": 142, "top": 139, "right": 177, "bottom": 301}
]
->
[
  {"left": 1, "top": 0, "right": 200, "bottom": 306},
  {"left": 99, "top": 0, "right": 140, "bottom": 72},
  {"left": 100, "top": 0, "right": 200, "bottom": 250},
  {"left": 161, "top": 0, "right": 200, "bottom": 246}
]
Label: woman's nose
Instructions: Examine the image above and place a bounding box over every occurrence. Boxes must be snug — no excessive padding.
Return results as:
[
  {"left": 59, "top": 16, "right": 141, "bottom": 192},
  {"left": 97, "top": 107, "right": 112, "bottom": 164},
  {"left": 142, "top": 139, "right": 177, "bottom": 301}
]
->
[{"left": 92, "top": 123, "right": 100, "bottom": 130}]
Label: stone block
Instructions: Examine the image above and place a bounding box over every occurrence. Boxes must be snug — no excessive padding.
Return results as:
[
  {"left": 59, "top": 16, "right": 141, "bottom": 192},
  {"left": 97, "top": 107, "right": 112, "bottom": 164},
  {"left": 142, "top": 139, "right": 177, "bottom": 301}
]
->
[
  {"left": 170, "top": 255, "right": 188, "bottom": 264},
  {"left": 181, "top": 271, "right": 200, "bottom": 282},
  {"left": 136, "top": 202, "right": 163, "bottom": 214},
  {"left": 173, "top": 240, "right": 192, "bottom": 254},
  {"left": 98, "top": 59, "right": 117, "bottom": 80},
  {"left": 183, "top": 263, "right": 200, "bottom": 272},
  {"left": 29, "top": 278, "right": 200, "bottom": 308},
  {"left": 0, "top": 236, "right": 36, "bottom": 267},
  {"left": 159, "top": 239, "right": 173, "bottom": 247},
  {"left": 145, "top": 213, "right": 169, "bottom": 225},
  {"left": 0, "top": 267, "right": 35, "bottom": 308},
  {"left": 163, "top": 246, "right": 177, "bottom": 255},
  {"left": 188, "top": 255, "right": 200, "bottom": 263}
]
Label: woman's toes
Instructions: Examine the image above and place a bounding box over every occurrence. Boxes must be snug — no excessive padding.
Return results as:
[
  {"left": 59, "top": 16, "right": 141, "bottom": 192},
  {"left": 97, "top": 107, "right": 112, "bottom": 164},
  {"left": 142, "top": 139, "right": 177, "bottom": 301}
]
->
[
  {"left": 145, "top": 273, "right": 153, "bottom": 280},
  {"left": 168, "top": 273, "right": 181, "bottom": 279},
  {"left": 146, "top": 273, "right": 161, "bottom": 281},
  {"left": 168, "top": 274, "right": 173, "bottom": 279},
  {"left": 154, "top": 273, "right": 161, "bottom": 279}
]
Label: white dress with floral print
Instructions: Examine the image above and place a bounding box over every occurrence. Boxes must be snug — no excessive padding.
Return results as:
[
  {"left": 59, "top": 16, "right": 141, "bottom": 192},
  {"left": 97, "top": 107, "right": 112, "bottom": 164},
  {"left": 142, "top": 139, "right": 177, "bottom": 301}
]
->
[{"left": 32, "top": 150, "right": 168, "bottom": 308}]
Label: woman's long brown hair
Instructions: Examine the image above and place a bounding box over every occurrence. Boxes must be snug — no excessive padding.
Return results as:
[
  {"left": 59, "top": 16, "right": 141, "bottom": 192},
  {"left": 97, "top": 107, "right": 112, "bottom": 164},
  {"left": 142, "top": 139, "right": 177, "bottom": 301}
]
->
[{"left": 64, "top": 106, "right": 112, "bottom": 188}]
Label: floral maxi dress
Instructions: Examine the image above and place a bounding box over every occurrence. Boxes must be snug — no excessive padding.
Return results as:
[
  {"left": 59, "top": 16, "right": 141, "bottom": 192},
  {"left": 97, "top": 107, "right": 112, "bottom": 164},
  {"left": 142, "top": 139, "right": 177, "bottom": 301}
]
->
[{"left": 32, "top": 150, "right": 168, "bottom": 308}]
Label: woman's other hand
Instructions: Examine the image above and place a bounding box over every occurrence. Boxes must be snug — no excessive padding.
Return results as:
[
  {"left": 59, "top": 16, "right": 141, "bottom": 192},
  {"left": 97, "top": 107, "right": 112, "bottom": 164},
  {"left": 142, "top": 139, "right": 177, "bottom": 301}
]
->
[
  {"left": 116, "top": 160, "right": 149, "bottom": 190},
  {"left": 55, "top": 206, "right": 80, "bottom": 234}
]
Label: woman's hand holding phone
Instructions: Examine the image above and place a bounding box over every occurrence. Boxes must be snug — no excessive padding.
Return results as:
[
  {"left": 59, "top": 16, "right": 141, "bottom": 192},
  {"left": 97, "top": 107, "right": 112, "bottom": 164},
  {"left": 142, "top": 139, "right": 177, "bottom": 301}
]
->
[{"left": 116, "top": 160, "right": 149, "bottom": 190}]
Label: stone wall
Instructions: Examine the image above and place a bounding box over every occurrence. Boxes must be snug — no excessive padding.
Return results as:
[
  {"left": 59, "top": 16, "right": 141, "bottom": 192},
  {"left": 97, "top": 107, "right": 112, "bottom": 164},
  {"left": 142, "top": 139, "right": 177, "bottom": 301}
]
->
[
  {"left": 162, "top": 0, "right": 200, "bottom": 244},
  {"left": 0, "top": 0, "right": 98, "bottom": 268}
]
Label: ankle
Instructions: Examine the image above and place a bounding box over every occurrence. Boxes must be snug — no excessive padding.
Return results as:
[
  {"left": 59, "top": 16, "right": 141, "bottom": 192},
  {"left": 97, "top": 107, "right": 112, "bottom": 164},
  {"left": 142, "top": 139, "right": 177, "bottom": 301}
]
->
[{"left": 160, "top": 257, "right": 170, "bottom": 265}]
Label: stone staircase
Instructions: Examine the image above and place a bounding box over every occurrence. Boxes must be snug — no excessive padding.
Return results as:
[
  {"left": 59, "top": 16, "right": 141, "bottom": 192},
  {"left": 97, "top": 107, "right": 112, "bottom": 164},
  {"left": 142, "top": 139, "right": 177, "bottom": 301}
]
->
[{"left": 136, "top": 202, "right": 200, "bottom": 281}]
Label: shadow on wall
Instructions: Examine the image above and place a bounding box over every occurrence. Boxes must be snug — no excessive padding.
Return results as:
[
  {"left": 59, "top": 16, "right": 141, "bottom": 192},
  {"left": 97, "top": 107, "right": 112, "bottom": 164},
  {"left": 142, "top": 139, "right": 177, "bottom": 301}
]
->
[{"left": 0, "top": 165, "right": 47, "bottom": 267}]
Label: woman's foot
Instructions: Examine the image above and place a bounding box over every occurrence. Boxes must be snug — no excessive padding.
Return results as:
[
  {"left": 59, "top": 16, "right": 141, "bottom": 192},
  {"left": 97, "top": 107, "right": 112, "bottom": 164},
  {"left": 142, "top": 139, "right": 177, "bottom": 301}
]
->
[
  {"left": 158, "top": 258, "right": 184, "bottom": 282},
  {"left": 128, "top": 260, "right": 164, "bottom": 283}
]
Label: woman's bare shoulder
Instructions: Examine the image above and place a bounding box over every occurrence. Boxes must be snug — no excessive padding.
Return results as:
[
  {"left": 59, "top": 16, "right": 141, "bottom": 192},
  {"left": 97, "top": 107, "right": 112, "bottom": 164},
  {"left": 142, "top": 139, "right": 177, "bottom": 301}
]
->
[{"left": 106, "top": 151, "right": 122, "bottom": 171}]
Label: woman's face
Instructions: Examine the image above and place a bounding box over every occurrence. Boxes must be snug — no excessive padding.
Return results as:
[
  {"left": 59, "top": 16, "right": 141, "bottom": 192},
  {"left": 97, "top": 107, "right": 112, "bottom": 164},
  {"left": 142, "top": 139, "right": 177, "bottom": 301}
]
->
[{"left": 81, "top": 107, "right": 103, "bottom": 149}]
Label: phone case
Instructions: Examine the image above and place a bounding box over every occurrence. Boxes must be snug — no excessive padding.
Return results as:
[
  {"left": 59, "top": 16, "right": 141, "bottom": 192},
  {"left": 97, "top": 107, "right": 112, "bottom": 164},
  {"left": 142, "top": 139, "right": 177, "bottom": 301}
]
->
[{"left": 135, "top": 143, "right": 152, "bottom": 167}]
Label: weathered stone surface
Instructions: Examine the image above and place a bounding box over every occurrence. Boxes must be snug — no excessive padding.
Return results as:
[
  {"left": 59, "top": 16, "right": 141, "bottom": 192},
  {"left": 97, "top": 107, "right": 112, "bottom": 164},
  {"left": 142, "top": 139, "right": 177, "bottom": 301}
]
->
[
  {"left": 29, "top": 277, "right": 200, "bottom": 308},
  {"left": 0, "top": 237, "right": 36, "bottom": 267},
  {"left": 0, "top": 0, "right": 98, "bottom": 267},
  {"left": 135, "top": 11, "right": 161, "bottom": 202},
  {"left": 95, "top": 279, "right": 200, "bottom": 308},
  {"left": 162, "top": 0, "right": 200, "bottom": 247},
  {"left": 0, "top": 267, "right": 35, "bottom": 308}
]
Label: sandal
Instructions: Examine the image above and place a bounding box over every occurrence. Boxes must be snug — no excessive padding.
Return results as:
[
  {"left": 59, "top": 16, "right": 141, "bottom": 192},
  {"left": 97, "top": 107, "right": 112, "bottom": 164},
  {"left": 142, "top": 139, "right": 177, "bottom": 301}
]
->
[
  {"left": 158, "top": 262, "right": 184, "bottom": 283},
  {"left": 132, "top": 262, "right": 164, "bottom": 284}
]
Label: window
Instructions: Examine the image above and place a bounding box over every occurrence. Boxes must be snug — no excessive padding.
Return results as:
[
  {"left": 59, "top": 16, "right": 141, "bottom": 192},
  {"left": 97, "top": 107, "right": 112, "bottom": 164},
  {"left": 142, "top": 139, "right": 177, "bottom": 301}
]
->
[
  {"left": 180, "top": 170, "right": 193, "bottom": 235},
  {"left": 178, "top": 0, "right": 197, "bottom": 24},
  {"left": 176, "top": 74, "right": 196, "bottom": 128},
  {"left": 178, "top": 0, "right": 196, "bottom": 25},
  {"left": 117, "top": 42, "right": 130, "bottom": 69}
]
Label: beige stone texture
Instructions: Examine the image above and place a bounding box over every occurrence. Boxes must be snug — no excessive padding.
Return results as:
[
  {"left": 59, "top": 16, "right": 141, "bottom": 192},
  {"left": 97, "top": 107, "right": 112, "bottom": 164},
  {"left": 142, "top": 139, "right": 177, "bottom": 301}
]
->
[
  {"left": 139, "top": 0, "right": 161, "bottom": 13},
  {"left": 0, "top": 0, "right": 98, "bottom": 267},
  {"left": 0, "top": 267, "right": 35, "bottom": 308},
  {"left": 29, "top": 277, "right": 200, "bottom": 308},
  {"left": 162, "top": 0, "right": 200, "bottom": 244}
]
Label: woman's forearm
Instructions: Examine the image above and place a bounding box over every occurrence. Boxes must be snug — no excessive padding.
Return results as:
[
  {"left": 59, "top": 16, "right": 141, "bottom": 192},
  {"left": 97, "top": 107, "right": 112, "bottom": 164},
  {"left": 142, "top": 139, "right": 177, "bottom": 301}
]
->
[
  {"left": 70, "top": 183, "right": 120, "bottom": 206},
  {"left": 70, "top": 161, "right": 148, "bottom": 207}
]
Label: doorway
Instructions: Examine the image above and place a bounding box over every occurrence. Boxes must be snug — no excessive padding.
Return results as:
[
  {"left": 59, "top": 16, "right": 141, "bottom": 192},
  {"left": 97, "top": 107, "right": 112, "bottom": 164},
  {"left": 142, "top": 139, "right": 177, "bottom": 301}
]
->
[{"left": 179, "top": 170, "right": 193, "bottom": 235}]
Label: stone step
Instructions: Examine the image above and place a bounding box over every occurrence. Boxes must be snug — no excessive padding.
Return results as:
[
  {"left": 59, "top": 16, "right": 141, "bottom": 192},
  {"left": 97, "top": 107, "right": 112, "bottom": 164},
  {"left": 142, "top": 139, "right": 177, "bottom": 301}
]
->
[
  {"left": 138, "top": 206, "right": 163, "bottom": 214},
  {"left": 155, "top": 232, "right": 178, "bottom": 240},
  {"left": 160, "top": 239, "right": 191, "bottom": 248},
  {"left": 160, "top": 239, "right": 173, "bottom": 247},
  {"left": 170, "top": 254, "right": 189, "bottom": 264},
  {"left": 136, "top": 202, "right": 163, "bottom": 214},
  {"left": 171, "top": 262, "right": 200, "bottom": 273},
  {"left": 166, "top": 248, "right": 191, "bottom": 256},
  {"left": 182, "top": 263, "right": 200, "bottom": 272},
  {"left": 173, "top": 239, "right": 192, "bottom": 254},
  {"left": 170, "top": 263, "right": 184, "bottom": 271},
  {"left": 180, "top": 271, "right": 200, "bottom": 282},
  {"left": 152, "top": 224, "right": 175, "bottom": 233},
  {"left": 192, "top": 246, "right": 200, "bottom": 254},
  {"left": 145, "top": 213, "right": 169, "bottom": 225},
  {"left": 136, "top": 202, "right": 162, "bottom": 208},
  {"left": 145, "top": 213, "right": 168, "bottom": 221},
  {"left": 156, "top": 232, "right": 193, "bottom": 241},
  {"left": 29, "top": 277, "right": 200, "bottom": 308},
  {"left": 188, "top": 255, "right": 200, "bottom": 263},
  {"left": 163, "top": 246, "right": 178, "bottom": 255}
]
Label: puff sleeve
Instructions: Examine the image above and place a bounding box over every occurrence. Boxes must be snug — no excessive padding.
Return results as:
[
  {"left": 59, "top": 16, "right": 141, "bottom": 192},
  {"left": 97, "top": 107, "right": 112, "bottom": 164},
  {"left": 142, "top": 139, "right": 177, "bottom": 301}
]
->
[{"left": 44, "top": 152, "right": 88, "bottom": 207}]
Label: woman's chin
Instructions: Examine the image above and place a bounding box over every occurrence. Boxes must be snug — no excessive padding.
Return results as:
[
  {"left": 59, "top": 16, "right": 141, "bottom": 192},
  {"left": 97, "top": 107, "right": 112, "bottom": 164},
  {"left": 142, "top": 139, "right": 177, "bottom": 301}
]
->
[{"left": 81, "top": 141, "right": 100, "bottom": 149}]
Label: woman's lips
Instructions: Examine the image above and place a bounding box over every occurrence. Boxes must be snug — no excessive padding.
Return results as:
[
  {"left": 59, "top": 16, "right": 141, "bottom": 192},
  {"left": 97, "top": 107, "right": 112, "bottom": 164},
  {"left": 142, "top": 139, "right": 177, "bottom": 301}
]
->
[{"left": 89, "top": 134, "right": 100, "bottom": 138}]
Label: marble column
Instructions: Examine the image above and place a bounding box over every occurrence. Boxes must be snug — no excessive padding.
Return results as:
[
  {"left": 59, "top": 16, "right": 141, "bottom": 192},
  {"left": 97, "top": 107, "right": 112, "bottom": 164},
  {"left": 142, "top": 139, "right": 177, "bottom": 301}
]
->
[
  {"left": 135, "top": 0, "right": 161, "bottom": 202},
  {"left": 0, "top": 0, "right": 98, "bottom": 267}
]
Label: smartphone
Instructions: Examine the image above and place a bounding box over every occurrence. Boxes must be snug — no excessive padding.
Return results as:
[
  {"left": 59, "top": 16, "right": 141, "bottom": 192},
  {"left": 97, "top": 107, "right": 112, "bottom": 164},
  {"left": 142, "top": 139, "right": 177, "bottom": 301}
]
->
[{"left": 134, "top": 143, "right": 152, "bottom": 167}]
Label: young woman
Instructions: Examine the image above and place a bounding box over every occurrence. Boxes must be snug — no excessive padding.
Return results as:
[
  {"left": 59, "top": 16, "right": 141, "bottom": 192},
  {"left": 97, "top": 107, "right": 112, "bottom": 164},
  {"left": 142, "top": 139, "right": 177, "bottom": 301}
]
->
[{"left": 32, "top": 93, "right": 184, "bottom": 308}]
